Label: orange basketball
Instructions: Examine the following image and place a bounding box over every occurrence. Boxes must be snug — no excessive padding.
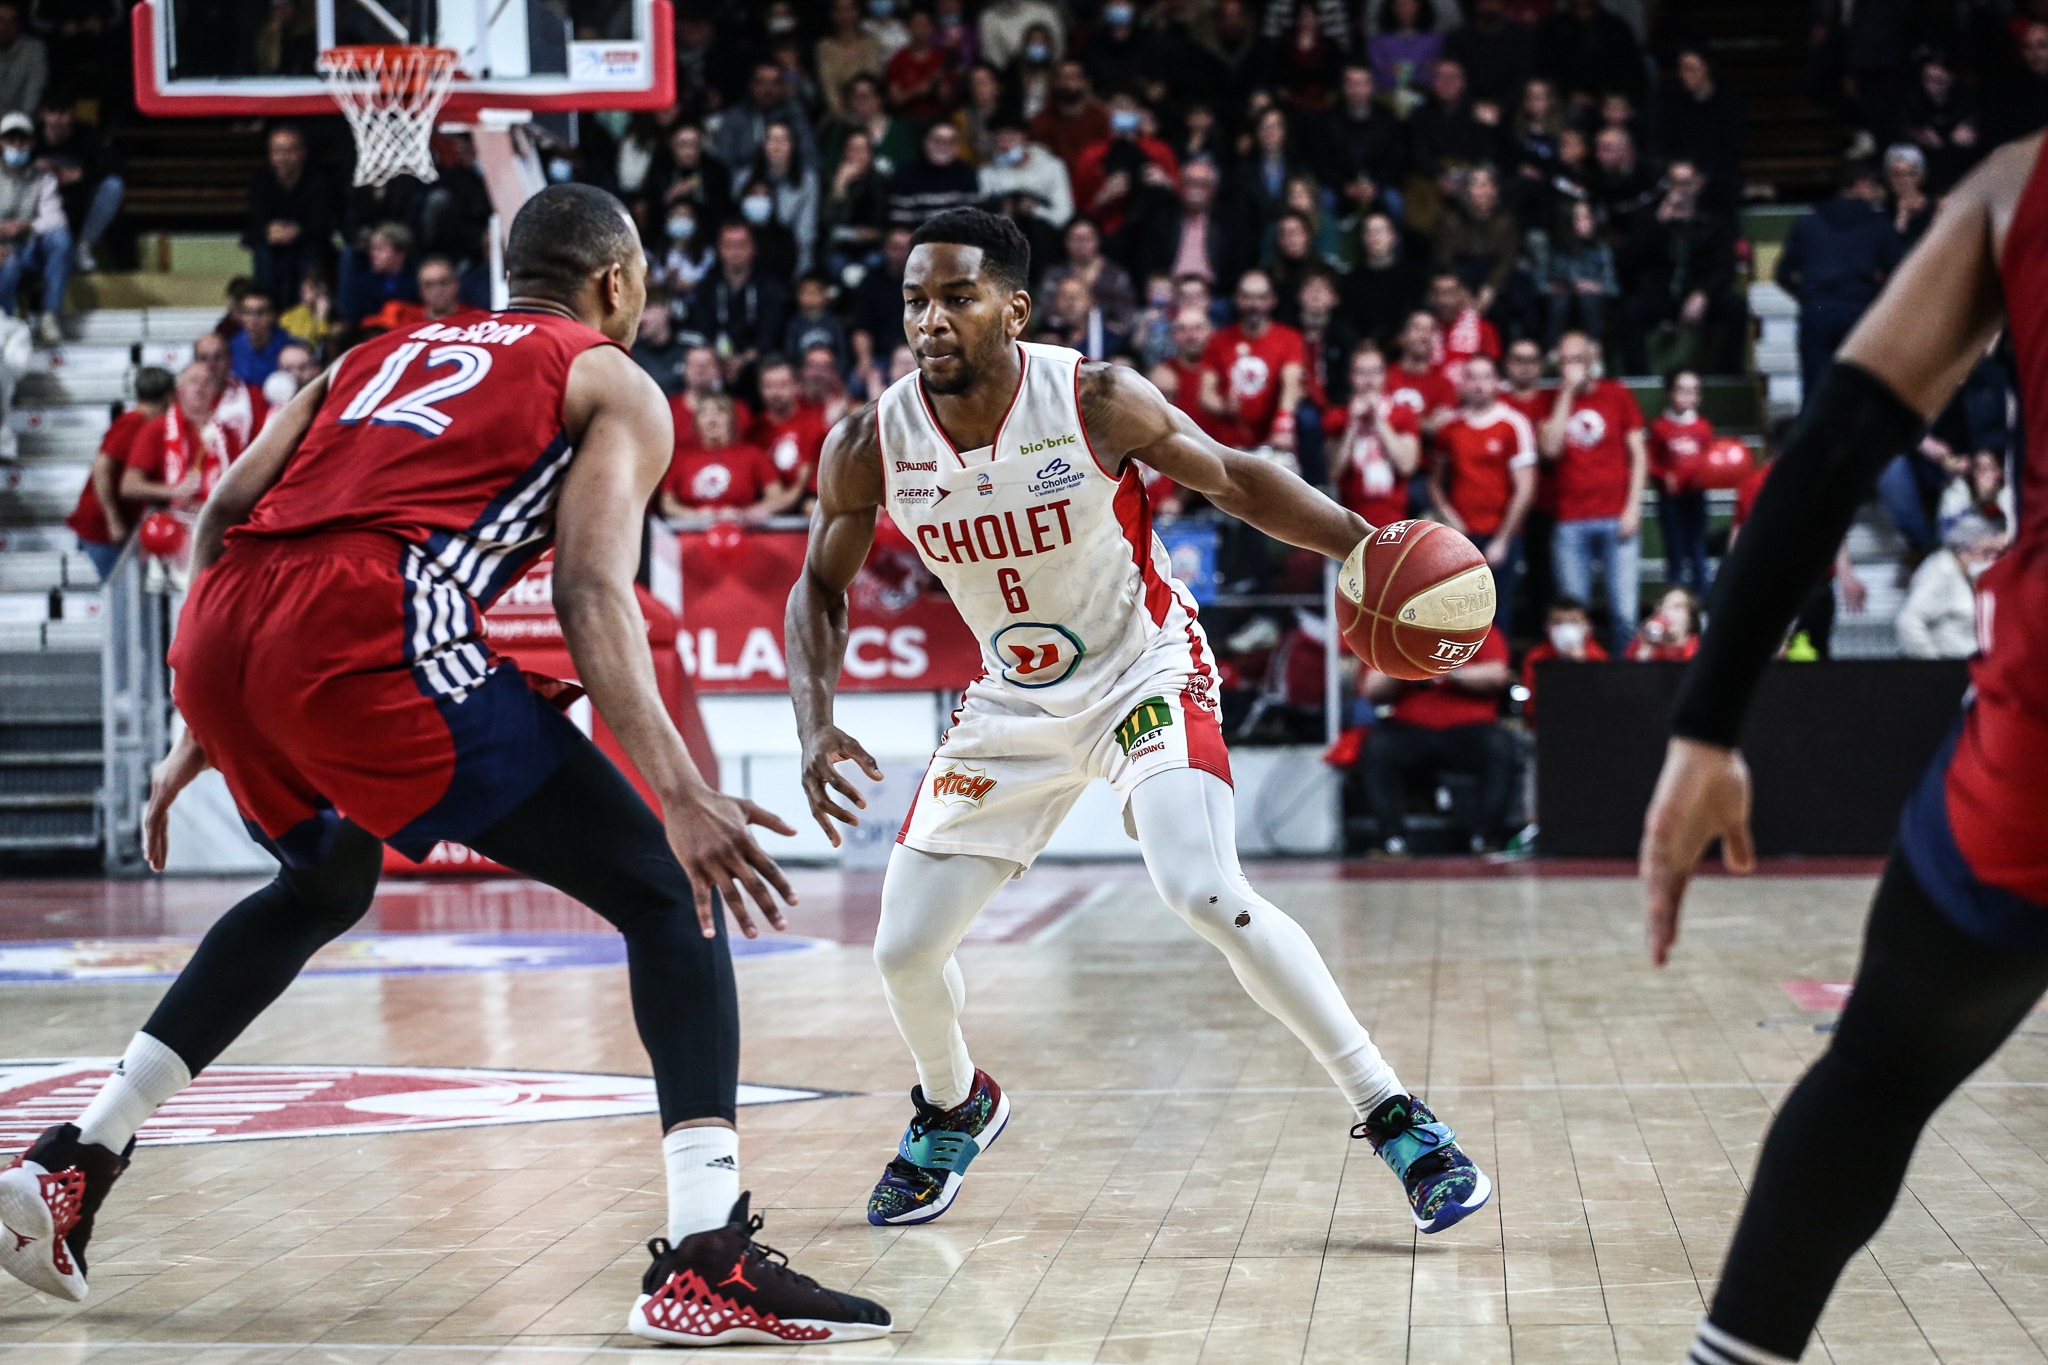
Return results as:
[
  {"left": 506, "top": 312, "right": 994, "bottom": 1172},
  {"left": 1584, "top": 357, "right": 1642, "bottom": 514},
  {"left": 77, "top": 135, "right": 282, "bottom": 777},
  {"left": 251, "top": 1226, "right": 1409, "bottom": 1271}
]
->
[{"left": 1335, "top": 520, "right": 1496, "bottom": 681}]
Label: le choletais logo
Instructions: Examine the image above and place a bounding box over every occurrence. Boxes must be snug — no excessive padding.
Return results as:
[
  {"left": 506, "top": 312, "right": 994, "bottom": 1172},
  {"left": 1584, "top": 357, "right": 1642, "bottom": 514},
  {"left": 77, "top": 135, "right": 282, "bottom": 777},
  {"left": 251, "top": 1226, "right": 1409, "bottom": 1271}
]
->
[{"left": 931, "top": 762, "right": 997, "bottom": 806}]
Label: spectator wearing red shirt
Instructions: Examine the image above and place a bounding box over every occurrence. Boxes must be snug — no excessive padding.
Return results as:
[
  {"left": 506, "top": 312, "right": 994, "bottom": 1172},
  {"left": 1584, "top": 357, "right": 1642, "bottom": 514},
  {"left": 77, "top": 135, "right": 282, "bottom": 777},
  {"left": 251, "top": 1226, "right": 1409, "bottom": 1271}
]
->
[
  {"left": 1626, "top": 586, "right": 1701, "bottom": 661},
  {"left": 1152, "top": 304, "right": 1244, "bottom": 453},
  {"left": 669, "top": 345, "right": 754, "bottom": 453},
  {"left": 1028, "top": 59, "right": 1110, "bottom": 178},
  {"left": 1330, "top": 344, "right": 1421, "bottom": 530},
  {"left": 886, "top": 9, "right": 956, "bottom": 119},
  {"left": 1359, "top": 624, "right": 1513, "bottom": 855},
  {"left": 1427, "top": 353, "right": 1537, "bottom": 630},
  {"left": 192, "top": 330, "right": 269, "bottom": 451},
  {"left": 1199, "top": 270, "right": 1308, "bottom": 452},
  {"left": 659, "top": 395, "right": 787, "bottom": 519},
  {"left": 1386, "top": 310, "right": 1458, "bottom": 432},
  {"left": 1426, "top": 272, "right": 1501, "bottom": 381},
  {"left": 66, "top": 368, "right": 174, "bottom": 580},
  {"left": 1070, "top": 93, "right": 1179, "bottom": 239},
  {"left": 1647, "top": 369, "right": 1714, "bottom": 595},
  {"left": 749, "top": 355, "right": 828, "bottom": 507},
  {"left": 1537, "top": 331, "right": 1648, "bottom": 651},
  {"left": 1499, "top": 336, "right": 1559, "bottom": 607},
  {"left": 1518, "top": 597, "right": 1609, "bottom": 727},
  {"left": 120, "top": 364, "right": 243, "bottom": 516}
]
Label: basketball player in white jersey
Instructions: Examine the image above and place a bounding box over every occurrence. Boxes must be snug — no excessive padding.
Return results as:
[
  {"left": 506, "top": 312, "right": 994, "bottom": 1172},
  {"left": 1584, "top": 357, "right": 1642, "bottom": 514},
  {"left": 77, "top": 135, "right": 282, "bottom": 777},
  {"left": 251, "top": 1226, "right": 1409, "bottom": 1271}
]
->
[{"left": 786, "top": 209, "right": 1491, "bottom": 1234}]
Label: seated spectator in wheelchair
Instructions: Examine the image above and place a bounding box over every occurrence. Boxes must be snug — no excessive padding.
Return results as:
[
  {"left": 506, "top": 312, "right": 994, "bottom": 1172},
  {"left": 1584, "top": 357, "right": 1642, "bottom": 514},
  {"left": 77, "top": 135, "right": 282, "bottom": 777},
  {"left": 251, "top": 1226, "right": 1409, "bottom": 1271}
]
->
[
  {"left": 33, "top": 95, "right": 118, "bottom": 275},
  {"left": 1360, "top": 624, "right": 1513, "bottom": 856},
  {"left": 1518, "top": 596, "right": 1607, "bottom": 726},
  {"left": 1626, "top": 586, "right": 1699, "bottom": 661},
  {"left": 0, "top": 110, "right": 67, "bottom": 344}
]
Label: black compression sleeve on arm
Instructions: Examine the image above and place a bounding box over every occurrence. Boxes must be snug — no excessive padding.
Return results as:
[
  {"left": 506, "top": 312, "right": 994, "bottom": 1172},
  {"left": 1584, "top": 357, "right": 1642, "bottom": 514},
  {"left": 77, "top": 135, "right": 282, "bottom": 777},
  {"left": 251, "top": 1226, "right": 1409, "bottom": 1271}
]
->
[{"left": 1670, "top": 362, "right": 1926, "bottom": 747}]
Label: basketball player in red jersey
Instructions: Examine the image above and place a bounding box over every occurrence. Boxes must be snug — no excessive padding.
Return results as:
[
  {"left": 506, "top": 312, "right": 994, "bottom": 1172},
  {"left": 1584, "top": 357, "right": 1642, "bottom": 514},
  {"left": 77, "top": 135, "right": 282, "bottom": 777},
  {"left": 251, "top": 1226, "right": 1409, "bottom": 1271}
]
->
[
  {"left": 1643, "top": 133, "right": 2048, "bottom": 1365},
  {"left": 0, "top": 186, "right": 891, "bottom": 1347}
]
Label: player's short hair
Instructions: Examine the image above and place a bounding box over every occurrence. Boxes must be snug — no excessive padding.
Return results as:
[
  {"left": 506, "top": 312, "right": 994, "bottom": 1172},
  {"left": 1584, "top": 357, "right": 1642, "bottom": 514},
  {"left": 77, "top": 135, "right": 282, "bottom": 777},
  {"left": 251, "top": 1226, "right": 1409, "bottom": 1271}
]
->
[
  {"left": 909, "top": 208, "right": 1030, "bottom": 294},
  {"left": 505, "top": 183, "right": 641, "bottom": 303},
  {"left": 133, "top": 366, "right": 176, "bottom": 404}
]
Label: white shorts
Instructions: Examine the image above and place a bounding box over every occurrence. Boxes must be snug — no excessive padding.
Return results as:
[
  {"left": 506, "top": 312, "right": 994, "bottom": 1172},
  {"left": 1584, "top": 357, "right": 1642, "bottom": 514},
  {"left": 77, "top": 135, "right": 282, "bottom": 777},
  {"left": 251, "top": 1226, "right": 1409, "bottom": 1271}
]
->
[{"left": 896, "top": 624, "right": 1232, "bottom": 868}]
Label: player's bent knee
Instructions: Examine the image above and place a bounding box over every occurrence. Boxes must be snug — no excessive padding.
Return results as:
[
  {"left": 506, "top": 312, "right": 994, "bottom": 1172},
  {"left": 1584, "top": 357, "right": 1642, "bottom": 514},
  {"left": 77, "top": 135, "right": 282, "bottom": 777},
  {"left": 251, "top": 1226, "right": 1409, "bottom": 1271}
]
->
[{"left": 873, "top": 932, "right": 948, "bottom": 983}]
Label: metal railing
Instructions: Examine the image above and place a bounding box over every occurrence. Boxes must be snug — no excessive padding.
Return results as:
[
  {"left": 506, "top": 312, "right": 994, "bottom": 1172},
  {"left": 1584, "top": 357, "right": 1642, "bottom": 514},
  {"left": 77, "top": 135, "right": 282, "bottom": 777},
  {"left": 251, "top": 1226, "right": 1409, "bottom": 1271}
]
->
[{"left": 100, "top": 540, "right": 172, "bottom": 873}]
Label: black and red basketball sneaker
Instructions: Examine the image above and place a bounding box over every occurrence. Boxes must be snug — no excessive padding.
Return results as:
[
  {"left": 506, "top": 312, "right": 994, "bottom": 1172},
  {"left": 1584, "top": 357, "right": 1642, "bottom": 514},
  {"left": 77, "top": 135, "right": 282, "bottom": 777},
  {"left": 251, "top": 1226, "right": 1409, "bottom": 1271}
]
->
[
  {"left": 0, "top": 1124, "right": 132, "bottom": 1302},
  {"left": 627, "top": 1193, "right": 892, "bottom": 1346}
]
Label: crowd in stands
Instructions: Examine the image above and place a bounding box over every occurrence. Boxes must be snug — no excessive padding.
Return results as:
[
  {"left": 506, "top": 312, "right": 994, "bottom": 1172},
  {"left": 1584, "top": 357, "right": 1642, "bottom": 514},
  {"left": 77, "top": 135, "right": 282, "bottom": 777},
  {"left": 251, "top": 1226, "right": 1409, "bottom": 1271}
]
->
[{"left": 32, "top": 0, "right": 2048, "bottom": 855}]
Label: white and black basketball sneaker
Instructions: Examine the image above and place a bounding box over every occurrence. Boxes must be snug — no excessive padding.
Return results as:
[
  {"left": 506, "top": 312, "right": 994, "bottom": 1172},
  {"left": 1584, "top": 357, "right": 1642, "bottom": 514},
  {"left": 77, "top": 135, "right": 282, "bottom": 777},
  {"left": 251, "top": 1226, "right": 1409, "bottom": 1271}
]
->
[
  {"left": 0, "top": 1124, "right": 132, "bottom": 1302},
  {"left": 627, "top": 1193, "right": 892, "bottom": 1346}
]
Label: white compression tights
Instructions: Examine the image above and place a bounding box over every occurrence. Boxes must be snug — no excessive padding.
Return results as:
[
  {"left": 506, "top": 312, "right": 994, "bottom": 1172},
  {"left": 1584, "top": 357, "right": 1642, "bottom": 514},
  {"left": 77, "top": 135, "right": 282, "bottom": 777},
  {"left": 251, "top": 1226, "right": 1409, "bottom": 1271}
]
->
[{"left": 873, "top": 767, "right": 1403, "bottom": 1117}]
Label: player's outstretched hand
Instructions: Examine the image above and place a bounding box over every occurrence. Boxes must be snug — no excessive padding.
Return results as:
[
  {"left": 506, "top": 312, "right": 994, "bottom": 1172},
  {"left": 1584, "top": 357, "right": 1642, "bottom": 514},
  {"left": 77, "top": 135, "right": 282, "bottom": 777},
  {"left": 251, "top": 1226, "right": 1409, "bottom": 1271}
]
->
[
  {"left": 143, "top": 729, "right": 211, "bottom": 873},
  {"left": 667, "top": 792, "right": 800, "bottom": 941},
  {"left": 799, "top": 727, "right": 885, "bottom": 847},
  {"left": 1639, "top": 737, "right": 1757, "bottom": 968}
]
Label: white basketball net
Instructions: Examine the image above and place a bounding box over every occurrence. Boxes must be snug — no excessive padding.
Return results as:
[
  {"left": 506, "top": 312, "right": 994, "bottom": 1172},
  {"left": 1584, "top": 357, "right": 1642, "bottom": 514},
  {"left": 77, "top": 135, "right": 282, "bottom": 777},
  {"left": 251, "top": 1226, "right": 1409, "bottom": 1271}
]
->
[{"left": 317, "top": 45, "right": 459, "bottom": 187}]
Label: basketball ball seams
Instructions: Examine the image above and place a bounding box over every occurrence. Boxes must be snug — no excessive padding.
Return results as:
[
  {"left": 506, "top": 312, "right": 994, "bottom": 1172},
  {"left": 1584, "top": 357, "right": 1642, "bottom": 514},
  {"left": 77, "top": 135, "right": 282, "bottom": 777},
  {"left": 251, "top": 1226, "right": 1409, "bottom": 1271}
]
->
[{"left": 1337, "top": 520, "right": 1495, "bottom": 681}]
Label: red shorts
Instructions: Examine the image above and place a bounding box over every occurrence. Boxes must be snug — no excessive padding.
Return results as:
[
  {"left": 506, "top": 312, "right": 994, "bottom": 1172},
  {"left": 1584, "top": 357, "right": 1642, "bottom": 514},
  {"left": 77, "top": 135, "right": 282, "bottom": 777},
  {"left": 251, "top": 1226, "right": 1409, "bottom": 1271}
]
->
[{"left": 169, "top": 531, "right": 577, "bottom": 865}]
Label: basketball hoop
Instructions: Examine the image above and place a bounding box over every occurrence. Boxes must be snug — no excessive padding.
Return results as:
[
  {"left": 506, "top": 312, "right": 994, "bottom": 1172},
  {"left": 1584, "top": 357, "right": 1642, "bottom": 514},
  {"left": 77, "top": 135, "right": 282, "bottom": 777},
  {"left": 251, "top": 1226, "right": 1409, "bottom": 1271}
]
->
[{"left": 317, "top": 45, "right": 459, "bottom": 188}]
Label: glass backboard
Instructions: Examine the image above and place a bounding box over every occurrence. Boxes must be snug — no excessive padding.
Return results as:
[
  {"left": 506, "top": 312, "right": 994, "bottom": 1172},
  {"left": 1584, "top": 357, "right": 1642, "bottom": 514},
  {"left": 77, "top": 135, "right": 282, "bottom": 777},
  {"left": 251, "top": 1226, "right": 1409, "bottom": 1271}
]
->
[{"left": 132, "top": 0, "right": 674, "bottom": 117}]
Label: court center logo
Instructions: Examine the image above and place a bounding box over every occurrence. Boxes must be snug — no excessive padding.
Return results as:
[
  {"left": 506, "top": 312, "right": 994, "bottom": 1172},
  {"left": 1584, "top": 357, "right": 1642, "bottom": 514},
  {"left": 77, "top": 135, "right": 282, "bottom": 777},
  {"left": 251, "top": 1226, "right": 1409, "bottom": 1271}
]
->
[
  {"left": 990, "top": 621, "right": 1085, "bottom": 687},
  {"left": 0, "top": 1061, "right": 832, "bottom": 1149},
  {"left": 930, "top": 762, "right": 997, "bottom": 807},
  {"left": 1114, "top": 696, "right": 1175, "bottom": 756}
]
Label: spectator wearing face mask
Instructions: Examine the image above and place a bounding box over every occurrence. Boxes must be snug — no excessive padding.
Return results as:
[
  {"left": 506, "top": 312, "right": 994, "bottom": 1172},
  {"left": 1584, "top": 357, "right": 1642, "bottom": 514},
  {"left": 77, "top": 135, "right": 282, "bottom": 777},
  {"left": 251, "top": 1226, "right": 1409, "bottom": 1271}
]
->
[
  {"left": 1626, "top": 586, "right": 1700, "bottom": 662},
  {"left": 1030, "top": 60, "right": 1110, "bottom": 179},
  {"left": 1519, "top": 597, "right": 1607, "bottom": 726},
  {"left": 735, "top": 177, "right": 801, "bottom": 284},
  {"left": 979, "top": 0, "right": 1065, "bottom": 72},
  {"left": 978, "top": 116, "right": 1074, "bottom": 231},
  {"left": 0, "top": 109, "right": 66, "bottom": 345},
  {"left": 1896, "top": 515, "right": 2006, "bottom": 659},
  {"left": 749, "top": 121, "right": 818, "bottom": 278}
]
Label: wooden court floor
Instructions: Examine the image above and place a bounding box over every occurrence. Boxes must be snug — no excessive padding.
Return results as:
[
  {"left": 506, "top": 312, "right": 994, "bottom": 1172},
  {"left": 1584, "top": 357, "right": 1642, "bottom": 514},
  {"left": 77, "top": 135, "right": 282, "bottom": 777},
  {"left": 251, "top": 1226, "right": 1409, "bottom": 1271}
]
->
[{"left": 3, "top": 864, "right": 2047, "bottom": 1365}]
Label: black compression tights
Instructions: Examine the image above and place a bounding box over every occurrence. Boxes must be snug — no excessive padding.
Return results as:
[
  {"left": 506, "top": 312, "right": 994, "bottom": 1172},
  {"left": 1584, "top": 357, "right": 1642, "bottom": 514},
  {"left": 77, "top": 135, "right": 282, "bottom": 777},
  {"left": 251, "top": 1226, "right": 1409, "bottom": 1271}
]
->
[
  {"left": 142, "top": 733, "right": 738, "bottom": 1129},
  {"left": 1709, "top": 854, "right": 2048, "bottom": 1358}
]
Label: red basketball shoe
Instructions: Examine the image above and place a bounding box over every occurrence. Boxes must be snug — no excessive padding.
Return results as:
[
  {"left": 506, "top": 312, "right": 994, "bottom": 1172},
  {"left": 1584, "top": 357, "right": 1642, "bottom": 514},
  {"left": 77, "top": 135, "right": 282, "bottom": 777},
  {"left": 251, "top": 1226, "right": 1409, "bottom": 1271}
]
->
[
  {"left": 0, "top": 1124, "right": 131, "bottom": 1302},
  {"left": 627, "top": 1193, "right": 892, "bottom": 1346}
]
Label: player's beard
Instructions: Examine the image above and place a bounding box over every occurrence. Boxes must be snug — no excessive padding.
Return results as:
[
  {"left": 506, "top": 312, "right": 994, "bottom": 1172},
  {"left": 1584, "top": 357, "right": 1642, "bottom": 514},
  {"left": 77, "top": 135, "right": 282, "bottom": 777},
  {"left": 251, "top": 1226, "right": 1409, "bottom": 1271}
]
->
[{"left": 919, "top": 331, "right": 1003, "bottom": 396}]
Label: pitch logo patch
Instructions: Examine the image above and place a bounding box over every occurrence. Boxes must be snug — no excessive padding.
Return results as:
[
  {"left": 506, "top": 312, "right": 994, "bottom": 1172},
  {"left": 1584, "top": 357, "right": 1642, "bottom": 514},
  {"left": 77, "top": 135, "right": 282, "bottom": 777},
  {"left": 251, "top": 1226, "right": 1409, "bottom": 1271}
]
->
[
  {"left": 931, "top": 762, "right": 996, "bottom": 807},
  {"left": 0, "top": 1061, "right": 834, "bottom": 1150},
  {"left": 1115, "top": 696, "right": 1175, "bottom": 755}
]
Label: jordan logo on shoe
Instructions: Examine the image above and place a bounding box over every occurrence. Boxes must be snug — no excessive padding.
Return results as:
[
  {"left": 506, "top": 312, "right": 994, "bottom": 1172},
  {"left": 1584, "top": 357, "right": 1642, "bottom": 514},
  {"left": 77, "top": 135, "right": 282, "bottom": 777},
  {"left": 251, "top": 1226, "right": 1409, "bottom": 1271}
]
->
[
  {"left": 718, "top": 1258, "right": 756, "bottom": 1291},
  {"left": 705, "top": 1155, "right": 737, "bottom": 1170}
]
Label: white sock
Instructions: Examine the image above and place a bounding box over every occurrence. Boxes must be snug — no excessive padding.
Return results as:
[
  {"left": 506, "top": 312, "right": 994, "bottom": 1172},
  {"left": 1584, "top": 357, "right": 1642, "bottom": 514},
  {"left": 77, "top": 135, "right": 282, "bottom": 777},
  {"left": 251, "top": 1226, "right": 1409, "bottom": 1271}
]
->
[
  {"left": 662, "top": 1126, "right": 739, "bottom": 1241},
  {"left": 1688, "top": 1319, "right": 1797, "bottom": 1365},
  {"left": 75, "top": 1032, "right": 190, "bottom": 1153}
]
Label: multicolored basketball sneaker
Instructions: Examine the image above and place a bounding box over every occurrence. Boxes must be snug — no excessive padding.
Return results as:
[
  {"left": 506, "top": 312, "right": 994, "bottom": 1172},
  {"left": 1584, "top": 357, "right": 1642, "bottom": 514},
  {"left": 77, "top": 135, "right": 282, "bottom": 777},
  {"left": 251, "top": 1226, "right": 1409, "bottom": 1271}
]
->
[
  {"left": 0, "top": 1123, "right": 132, "bottom": 1301},
  {"left": 628, "top": 1192, "right": 892, "bottom": 1346},
  {"left": 1353, "top": 1095, "right": 1492, "bottom": 1234},
  {"left": 866, "top": 1069, "right": 1009, "bottom": 1226}
]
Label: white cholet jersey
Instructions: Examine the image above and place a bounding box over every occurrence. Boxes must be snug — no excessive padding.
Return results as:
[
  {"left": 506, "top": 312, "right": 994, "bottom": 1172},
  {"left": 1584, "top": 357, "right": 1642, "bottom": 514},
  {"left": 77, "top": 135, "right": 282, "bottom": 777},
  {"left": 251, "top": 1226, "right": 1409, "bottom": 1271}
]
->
[{"left": 877, "top": 342, "right": 1200, "bottom": 716}]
